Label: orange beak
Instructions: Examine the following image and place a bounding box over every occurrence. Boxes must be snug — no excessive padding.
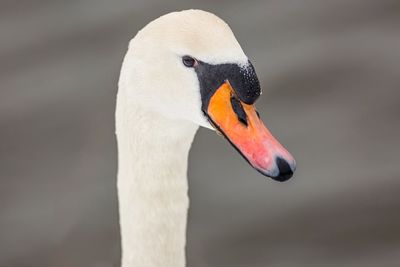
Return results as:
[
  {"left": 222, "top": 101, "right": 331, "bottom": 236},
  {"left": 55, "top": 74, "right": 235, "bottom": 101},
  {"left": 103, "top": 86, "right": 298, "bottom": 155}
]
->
[{"left": 206, "top": 82, "right": 296, "bottom": 181}]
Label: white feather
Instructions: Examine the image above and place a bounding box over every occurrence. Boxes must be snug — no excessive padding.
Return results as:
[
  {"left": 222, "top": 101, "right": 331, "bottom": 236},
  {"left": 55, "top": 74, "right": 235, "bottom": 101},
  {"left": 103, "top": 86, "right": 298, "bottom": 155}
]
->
[{"left": 116, "top": 9, "right": 248, "bottom": 267}]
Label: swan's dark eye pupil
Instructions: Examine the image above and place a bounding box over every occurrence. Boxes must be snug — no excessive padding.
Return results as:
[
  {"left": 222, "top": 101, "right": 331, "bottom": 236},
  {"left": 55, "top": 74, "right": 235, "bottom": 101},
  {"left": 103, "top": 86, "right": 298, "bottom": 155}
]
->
[{"left": 182, "top": 56, "right": 196, "bottom": 67}]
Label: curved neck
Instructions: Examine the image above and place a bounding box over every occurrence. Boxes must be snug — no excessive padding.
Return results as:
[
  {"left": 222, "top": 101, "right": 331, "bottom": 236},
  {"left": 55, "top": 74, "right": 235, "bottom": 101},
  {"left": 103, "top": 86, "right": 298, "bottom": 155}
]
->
[{"left": 115, "top": 92, "right": 198, "bottom": 267}]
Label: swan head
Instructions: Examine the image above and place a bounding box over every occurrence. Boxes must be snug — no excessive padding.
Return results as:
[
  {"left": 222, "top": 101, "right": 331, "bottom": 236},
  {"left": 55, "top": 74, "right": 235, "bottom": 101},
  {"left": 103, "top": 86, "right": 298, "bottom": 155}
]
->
[{"left": 119, "top": 10, "right": 296, "bottom": 181}]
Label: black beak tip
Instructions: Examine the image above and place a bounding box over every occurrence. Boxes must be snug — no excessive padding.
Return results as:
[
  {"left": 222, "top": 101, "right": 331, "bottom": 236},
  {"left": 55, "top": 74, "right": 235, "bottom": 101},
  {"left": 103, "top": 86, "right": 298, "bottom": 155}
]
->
[
  {"left": 272, "top": 171, "right": 293, "bottom": 182},
  {"left": 272, "top": 157, "right": 294, "bottom": 182}
]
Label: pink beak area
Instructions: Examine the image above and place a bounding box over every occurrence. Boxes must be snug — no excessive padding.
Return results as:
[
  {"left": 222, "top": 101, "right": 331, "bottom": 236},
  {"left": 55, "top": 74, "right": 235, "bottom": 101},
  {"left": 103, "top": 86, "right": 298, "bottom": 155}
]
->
[{"left": 206, "top": 82, "right": 296, "bottom": 181}]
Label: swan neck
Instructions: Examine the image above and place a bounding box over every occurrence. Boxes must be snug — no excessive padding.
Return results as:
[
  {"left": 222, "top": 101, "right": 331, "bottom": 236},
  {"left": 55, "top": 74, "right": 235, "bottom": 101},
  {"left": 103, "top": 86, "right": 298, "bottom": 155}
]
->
[{"left": 116, "top": 94, "right": 198, "bottom": 267}]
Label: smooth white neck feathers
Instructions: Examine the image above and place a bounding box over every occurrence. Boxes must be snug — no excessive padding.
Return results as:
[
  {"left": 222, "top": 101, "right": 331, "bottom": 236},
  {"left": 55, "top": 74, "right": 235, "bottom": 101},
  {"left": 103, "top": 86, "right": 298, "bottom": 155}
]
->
[{"left": 116, "top": 90, "right": 198, "bottom": 267}]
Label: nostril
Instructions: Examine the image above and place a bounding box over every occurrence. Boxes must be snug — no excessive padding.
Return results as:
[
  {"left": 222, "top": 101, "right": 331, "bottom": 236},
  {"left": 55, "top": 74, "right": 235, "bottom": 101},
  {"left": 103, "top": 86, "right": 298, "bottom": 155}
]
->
[
  {"left": 230, "top": 95, "right": 248, "bottom": 126},
  {"left": 274, "top": 157, "right": 293, "bottom": 182}
]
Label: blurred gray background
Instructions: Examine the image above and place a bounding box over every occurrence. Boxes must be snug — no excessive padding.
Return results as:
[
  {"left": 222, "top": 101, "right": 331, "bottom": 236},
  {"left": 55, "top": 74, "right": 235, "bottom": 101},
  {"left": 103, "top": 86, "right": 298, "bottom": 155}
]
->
[{"left": 1, "top": 0, "right": 399, "bottom": 266}]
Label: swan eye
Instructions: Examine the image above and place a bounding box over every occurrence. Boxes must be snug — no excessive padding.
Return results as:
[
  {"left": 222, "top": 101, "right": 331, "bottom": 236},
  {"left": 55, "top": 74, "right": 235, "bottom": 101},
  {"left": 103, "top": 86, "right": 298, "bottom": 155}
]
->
[{"left": 182, "top": 56, "right": 197, "bottom": 67}]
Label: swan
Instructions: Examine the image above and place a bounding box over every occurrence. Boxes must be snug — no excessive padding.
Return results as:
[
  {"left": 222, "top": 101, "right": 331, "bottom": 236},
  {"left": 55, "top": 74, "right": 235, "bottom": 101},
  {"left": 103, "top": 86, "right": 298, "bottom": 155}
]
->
[{"left": 115, "top": 9, "right": 296, "bottom": 267}]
